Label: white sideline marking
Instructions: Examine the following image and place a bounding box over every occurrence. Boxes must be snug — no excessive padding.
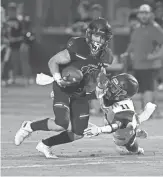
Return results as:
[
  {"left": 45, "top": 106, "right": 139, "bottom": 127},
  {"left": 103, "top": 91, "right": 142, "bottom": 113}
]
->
[
  {"left": 1, "top": 155, "right": 107, "bottom": 161},
  {"left": 1, "top": 138, "right": 108, "bottom": 144},
  {"left": 1, "top": 154, "right": 160, "bottom": 160},
  {"left": 1, "top": 160, "right": 163, "bottom": 169},
  {"left": 1, "top": 135, "right": 163, "bottom": 144}
]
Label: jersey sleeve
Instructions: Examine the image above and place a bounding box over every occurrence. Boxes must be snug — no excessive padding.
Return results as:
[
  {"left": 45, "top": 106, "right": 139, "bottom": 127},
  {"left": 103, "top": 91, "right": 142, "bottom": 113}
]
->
[{"left": 66, "top": 37, "right": 77, "bottom": 53}]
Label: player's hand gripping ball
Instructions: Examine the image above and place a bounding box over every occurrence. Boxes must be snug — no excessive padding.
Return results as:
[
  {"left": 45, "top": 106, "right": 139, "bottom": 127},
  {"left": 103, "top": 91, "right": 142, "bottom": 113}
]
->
[{"left": 61, "top": 66, "right": 83, "bottom": 86}]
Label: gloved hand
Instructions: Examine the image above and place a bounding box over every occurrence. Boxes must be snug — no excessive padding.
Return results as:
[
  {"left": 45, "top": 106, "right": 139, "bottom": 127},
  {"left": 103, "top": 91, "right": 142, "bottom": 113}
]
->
[
  {"left": 84, "top": 124, "right": 102, "bottom": 137},
  {"left": 97, "top": 71, "right": 110, "bottom": 90},
  {"left": 53, "top": 73, "right": 72, "bottom": 87},
  {"left": 96, "top": 71, "right": 110, "bottom": 98}
]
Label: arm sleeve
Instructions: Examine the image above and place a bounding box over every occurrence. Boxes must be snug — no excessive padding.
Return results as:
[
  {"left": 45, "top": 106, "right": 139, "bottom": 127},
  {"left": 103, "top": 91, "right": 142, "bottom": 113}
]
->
[{"left": 100, "top": 121, "right": 122, "bottom": 133}]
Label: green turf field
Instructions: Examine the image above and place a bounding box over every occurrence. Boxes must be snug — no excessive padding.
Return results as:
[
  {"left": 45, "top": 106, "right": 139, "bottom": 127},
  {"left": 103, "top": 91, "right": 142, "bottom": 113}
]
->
[{"left": 1, "top": 85, "right": 163, "bottom": 176}]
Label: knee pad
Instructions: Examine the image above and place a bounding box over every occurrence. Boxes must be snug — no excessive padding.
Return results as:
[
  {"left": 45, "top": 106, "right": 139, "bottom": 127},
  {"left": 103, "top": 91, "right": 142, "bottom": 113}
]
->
[{"left": 53, "top": 103, "right": 70, "bottom": 130}]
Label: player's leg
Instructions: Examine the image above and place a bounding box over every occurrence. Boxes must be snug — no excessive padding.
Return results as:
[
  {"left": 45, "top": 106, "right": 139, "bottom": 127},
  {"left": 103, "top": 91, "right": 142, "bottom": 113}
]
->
[
  {"left": 125, "top": 134, "right": 144, "bottom": 154},
  {"left": 116, "top": 133, "right": 144, "bottom": 155},
  {"left": 15, "top": 82, "right": 70, "bottom": 146},
  {"left": 10, "top": 49, "right": 20, "bottom": 83},
  {"left": 36, "top": 97, "right": 90, "bottom": 158},
  {"left": 70, "top": 97, "right": 90, "bottom": 138},
  {"left": 41, "top": 96, "right": 90, "bottom": 146}
]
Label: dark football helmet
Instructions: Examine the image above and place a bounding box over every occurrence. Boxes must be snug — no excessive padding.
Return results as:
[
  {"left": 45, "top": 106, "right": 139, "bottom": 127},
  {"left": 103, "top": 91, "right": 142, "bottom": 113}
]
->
[
  {"left": 104, "top": 73, "right": 139, "bottom": 101},
  {"left": 86, "top": 18, "right": 113, "bottom": 56}
]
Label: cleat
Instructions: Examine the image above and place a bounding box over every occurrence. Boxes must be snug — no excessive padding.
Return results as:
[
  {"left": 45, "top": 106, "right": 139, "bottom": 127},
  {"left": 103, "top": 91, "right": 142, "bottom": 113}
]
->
[
  {"left": 116, "top": 145, "right": 144, "bottom": 155},
  {"left": 136, "top": 129, "right": 148, "bottom": 139},
  {"left": 15, "top": 121, "right": 33, "bottom": 146},
  {"left": 137, "top": 147, "right": 144, "bottom": 155},
  {"left": 130, "top": 147, "right": 144, "bottom": 155},
  {"left": 36, "top": 141, "right": 58, "bottom": 159}
]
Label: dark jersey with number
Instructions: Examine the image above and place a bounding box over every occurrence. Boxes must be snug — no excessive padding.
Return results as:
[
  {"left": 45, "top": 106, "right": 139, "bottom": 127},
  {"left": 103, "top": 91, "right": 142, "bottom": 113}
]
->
[{"left": 60, "top": 37, "right": 112, "bottom": 95}]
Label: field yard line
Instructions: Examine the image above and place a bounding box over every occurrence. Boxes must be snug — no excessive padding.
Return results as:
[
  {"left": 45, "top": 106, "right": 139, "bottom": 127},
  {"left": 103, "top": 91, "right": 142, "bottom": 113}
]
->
[
  {"left": 1, "top": 135, "right": 163, "bottom": 144},
  {"left": 2, "top": 155, "right": 113, "bottom": 160},
  {"left": 1, "top": 138, "right": 107, "bottom": 144},
  {"left": 1, "top": 154, "right": 159, "bottom": 159},
  {"left": 1, "top": 160, "right": 163, "bottom": 169}
]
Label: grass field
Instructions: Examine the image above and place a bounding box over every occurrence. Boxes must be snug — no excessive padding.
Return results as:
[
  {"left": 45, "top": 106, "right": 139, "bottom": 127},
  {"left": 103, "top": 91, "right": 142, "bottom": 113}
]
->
[{"left": 1, "top": 85, "right": 163, "bottom": 176}]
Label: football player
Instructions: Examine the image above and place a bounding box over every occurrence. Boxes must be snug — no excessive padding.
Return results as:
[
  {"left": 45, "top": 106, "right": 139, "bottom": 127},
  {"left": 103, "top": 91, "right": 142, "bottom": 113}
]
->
[
  {"left": 14, "top": 18, "right": 113, "bottom": 158},
  {"left": 84, "top": 73, "right": 156, "bottom": 155}
]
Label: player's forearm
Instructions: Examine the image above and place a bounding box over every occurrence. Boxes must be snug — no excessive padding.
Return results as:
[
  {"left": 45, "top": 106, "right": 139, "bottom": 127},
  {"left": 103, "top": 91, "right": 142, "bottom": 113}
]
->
[
  {"left": 48, "top": 49, "right": 71, "bottom": 79},
  {"left": 98, "top": 122, "right": 121, "bottom": 134}
]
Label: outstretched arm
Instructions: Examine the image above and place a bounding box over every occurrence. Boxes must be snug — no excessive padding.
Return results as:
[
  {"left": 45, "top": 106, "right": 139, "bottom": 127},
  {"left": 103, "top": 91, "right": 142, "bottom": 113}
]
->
[{"left": 84, "top": 121, "right": 122, "bottom": 137}]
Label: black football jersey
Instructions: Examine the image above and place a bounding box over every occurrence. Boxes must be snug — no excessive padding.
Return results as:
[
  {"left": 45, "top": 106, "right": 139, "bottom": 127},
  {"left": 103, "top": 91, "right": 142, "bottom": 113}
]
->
[
  {"left": 61, "top": 37, "right": 103, "bottom": 95},
  {"left": 60, "top": 37, "right": 113, "bottom": 96}
]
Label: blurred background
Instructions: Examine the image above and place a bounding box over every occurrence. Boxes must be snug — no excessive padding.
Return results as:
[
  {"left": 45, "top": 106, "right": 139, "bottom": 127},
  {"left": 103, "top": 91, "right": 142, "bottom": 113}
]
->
[{"left": 1, "top": 0, "right": 163, "bottom": 115}]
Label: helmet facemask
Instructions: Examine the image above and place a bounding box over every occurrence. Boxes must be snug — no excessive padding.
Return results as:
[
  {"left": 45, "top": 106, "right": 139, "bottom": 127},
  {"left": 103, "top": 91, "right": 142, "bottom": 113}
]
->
[
  {"left": 105, "top": 77, "right": 127, "bottom": 101},
  {"left": 86, "top": 29, "right": 107, "bottom": 56}
]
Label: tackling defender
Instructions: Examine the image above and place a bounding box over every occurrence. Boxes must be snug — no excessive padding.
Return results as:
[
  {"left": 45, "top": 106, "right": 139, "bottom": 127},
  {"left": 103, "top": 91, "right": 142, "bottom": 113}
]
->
[
  {"left": 84, "top": 72, "right": 156, "bottom": 154},
  {"left": 15, "top": 18, "right": 113, "bottom": 158}
]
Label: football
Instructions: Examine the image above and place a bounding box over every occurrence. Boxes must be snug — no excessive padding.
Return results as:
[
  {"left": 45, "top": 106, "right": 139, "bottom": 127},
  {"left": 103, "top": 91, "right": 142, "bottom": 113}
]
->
[{"left": 61, "top": 66, "right": 83, "bottom": 83}]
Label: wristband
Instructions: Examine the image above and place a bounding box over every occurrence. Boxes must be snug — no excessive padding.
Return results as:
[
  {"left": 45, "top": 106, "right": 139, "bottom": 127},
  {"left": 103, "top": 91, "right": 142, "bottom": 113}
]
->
[
  {"left": 53, "top": 73, "right": 61, "bottom": 81},
  {"left": 100, "top": 125, "right": 112, "bottom": 133}
]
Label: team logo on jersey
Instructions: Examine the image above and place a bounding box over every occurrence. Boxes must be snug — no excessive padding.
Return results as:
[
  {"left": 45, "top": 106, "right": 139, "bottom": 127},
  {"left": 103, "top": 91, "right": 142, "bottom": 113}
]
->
[{"left": 81, "top": 64, "right": 99, "bottom": 75}]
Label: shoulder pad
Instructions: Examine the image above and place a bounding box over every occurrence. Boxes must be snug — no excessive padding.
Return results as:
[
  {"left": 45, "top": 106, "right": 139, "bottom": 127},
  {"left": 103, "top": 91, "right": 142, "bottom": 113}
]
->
[
  {"left": 67, "top": 37, "right": 87, "bottom": 54},
  {"left": 67, "top": 37, "right": 80, "bottom": 53}
]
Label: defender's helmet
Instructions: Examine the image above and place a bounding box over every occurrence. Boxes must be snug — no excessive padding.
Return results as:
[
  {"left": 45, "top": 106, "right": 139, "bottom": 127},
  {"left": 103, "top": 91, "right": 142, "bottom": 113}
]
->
[
  {"left": 86, "top": 18, "right": 113, "bottom": 56},
  {"left": 105, "top": 73, "right": 139, "bottom": 101}
]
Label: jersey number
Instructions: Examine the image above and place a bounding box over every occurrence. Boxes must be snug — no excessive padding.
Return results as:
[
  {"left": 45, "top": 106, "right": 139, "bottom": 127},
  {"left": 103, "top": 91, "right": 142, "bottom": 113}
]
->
[{"left": 120, "top": 104, "right": 129, "bottom": 110}]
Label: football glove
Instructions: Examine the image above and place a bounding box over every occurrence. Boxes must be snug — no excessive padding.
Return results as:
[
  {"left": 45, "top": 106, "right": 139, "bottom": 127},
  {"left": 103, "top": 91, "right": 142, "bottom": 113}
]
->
[
  {"left": 96, "top": 71, "right": 111, "bottom": 98},
  {"left": 97, "top": 72, "right": 110, "bottom": 90},
  {"left": 53, "top": 73, "right": 72, "bottom": 87},
  {"left": 84, "top": 124, "right": 102, "bottom": 137}
]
